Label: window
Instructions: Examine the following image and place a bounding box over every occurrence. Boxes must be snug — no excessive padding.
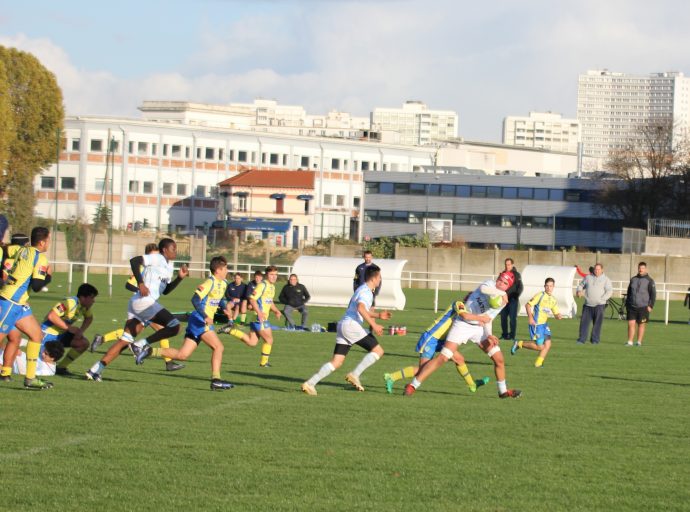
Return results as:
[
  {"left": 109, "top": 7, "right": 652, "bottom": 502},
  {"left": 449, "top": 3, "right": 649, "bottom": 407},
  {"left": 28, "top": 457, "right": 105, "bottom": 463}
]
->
[
  {"left": 228, "top": 150, "right": 234, "bottom": 161},
  {"left": 110, "top": 140, "right": 120, "bottom": 153},
  {"left": 238, "top": 196, "right": 247, "bottom": 212},
  {"left": 470, "top": 214, "right": 486, "bottom": 226},
  {"left": 95, "top": 178, "right": 110, "bottom": 192},
  {"left": 518, "top": 188, "right": 533, "bottom": 199},
  {"left": 128, "top": 141, "right": 134, "bottom": 154},
  {"left": 261, "top": 153, "right": 267, "bottom": 164},
  {"left": 151, "top": 143, "right": 157, "bottom": 156},
  {"left": 217, "top": 149, "right": 223, "bottom": 161},
  {"left": 409, "top": 183, "right": 425, "bottom": 195},
  {"left": 143, "top": 181, "right": 153, "bottom": 194},
  {"left": 353, "top": 197, "right": 360, "bottom": 208},
  {"left": 365, "top": 183, "right": 380, "bottom": 194},
  {"left": 336, "top": 195, "right": 345, "bottom": 207},
  {"left": 41, "top": 176, "right": 56, "bottom": 189},
  {"left": 300, "top": 156, "right": 309, "bottom": 168},
  {"left": 565, "top": 190, "right": 581, "bottom": 202},
  {"left": 138, "top": 142, "right": 148, "bottom": 156},
  {"left": 378, "top": 210, "right": 394, "bottom": 221},
  {"left": 210, "top": 186, "right": 218, "bottom": 198},
  {"left": 379, "top": 183, "right": 395, "bottom": 194},
  {"left": 205, "top": 148, "right": 214, "bottom": 160},
  {"left": 269, "top": 153, "right": 279, "bottom": 165},
  {"left": 71, "top": 139, "right": 80, "bottom": 151},
  {"left": 238, "top": 151, "right": 248, "bottom": 162},
  {"left": 502, "top": 215, "right": 518, "bottom": 227},
  {"left": 533, "top": 188, "right": 549, "bottom": 200},
  {"left": 162, "top": 183, "right": 173, "bottom": 195},
  {"left": 441, "top": 185, "right": 455, "bottom": 197},
  {"left": 394, "top": 183, "right": 410, "bottom": 195},
  {"left": 90, "top": 139, "right": 103, "bottom": 152},
  {"left": 361, "top": 161, "right": 370, "bottom": 171},
  {"left": 196, "top": 185, "right": 206, "bottom": 197},
  {"left": 331, "top": 158, "right": 340, "bottom": 170},
  {"left": 128, "top": 180, "right": 139, "bottom": 193},
  {"left": 503, "top": 187, "right": 518, "bottom": 199},
  {"left": 324, "top": 194, "right": 333, "bottom": 206},
  {"left": 455, "top": 185, "right": 470, "bottom": 197},
  {"left": 163, "top": 144, "right": 169, "bottom": 156},
  {"left": 454, "top": 213, "right": 470, "bottom": 225},
  {"left": 61, "top": 177, "right": 76, "bottom": 190},
  {"left": 185, "top": 147, "right": 191, "bottom": 159},
  {"left": 485, "top": 215, "right": 502, "bottom": 226},
  {"left": 276, "top": 198, "right": 284, "bottom": 214},
  {"left": 393, "top": 211, "right": 408, "bottom": 223},
  {"left": 177, "top": 184, "right": 187, "bottom": 196},
  {"left": 487, "top": 186, "right": 502, "bottom": 199},
  {"left": 471, "top": 186, "right": 486, "bottom": 198},
  {"left": 364, "top": 210, "right": 376, "bottom": 222},
  {"left": 172, "top": 145, "right": 181, "bottom": 157},
  {"left": 427, "top": 184, "right": 440, "bottom": 196}
]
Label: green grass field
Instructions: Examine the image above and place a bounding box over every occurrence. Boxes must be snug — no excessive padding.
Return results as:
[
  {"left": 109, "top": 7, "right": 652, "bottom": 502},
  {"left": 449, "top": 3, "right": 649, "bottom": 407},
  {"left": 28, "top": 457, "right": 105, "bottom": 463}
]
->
[{"left": 3, "top": 274, "right": 690, "bottom": 511}]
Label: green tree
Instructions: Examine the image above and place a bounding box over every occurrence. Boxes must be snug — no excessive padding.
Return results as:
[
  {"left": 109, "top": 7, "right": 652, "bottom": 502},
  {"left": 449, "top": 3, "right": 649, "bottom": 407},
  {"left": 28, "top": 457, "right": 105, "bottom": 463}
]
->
[
  {"left": 0, "top": 46, "right": 64, "bottom": 233},
  {"left": 0, "top": 59, "right": 13, "bottom": 185}
]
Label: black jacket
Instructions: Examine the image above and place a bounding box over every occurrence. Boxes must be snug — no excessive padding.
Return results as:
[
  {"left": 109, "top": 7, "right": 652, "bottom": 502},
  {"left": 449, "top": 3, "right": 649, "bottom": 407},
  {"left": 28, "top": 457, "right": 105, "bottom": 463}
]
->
[
  {"left": 506, "top": 268, "right": 523, "bottom": 301},
  {"left": 626, "top": 274, "right": 656, "bottom": 309},
  {"left": 279, "top": 283, "right": 310, "bottom": 307}
]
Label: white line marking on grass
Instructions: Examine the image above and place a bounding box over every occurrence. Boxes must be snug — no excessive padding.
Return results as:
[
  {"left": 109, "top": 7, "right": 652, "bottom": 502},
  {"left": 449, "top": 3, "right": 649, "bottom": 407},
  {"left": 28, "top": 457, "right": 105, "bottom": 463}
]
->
[{"left": 4, "top": 434, "right": 99, "bottom": 460}]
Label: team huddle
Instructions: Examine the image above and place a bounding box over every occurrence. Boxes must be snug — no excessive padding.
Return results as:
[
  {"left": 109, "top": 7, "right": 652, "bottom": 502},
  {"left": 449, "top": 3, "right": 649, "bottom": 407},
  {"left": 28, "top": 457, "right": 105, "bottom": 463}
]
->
[{"left": 0, "top": 229, "right": 563, "bottom": 397}]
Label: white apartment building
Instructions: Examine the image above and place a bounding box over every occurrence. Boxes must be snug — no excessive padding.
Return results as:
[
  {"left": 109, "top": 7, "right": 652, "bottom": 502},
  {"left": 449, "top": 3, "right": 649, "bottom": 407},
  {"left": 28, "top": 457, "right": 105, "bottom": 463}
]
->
[
  {"left": 502, "top": 112, "right": 580, "bottom": 153},
  {"left": 371, "top": 101, "right": 459, "bottom": 146},
  {"left": 577, "top": 69, "right": 690, "bottom": 161}
]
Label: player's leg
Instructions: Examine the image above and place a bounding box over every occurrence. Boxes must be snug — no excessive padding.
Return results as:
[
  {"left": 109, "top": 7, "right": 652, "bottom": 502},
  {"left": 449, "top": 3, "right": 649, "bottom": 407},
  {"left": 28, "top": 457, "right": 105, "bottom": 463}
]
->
[
  {"left": 450, "top": 350, "right": 487, "bottom": 392},
  {"left": 257, "top": 324, "right": 274, "bottom": 367},
  {"left": 134, "top": 308, "right": 180, "bottom": 347},
  {"left": 222, "top": 323, "right": 259, "bottom": 347},
  {"left": 345, "top": 335, "right": 383, "bottom": 391},
  {"left": 405, "top": 340, "right": 458, "bottom": 395},
  {"left": 301, "top": 347, "right": 348, "bottom": 396},
  {"left": 15, "top": 312, "right": 52, "bottom": 389},
  {"left": 90, "top": 328, "right": 124, "bottom": 352},
  {"left": 1, "top": 329, "right": 21, "bottom": 380},
  {"left": 148, "top": 321, "right": 183, "bottom": 370},
  {"left": 86, "top": 319, "right": 143, "bottom": 380},
  {"left": 535, "top": 337, "right": 551, "bottom": 367},
  {"left": 238, "top": 300, "right": 247, "bottom": 324},
  {"left": 56, "top": 332, "right": 89, "bottom": 375},
  {"left": 479, "top": 335, "right": 520, "bottom": 398}
]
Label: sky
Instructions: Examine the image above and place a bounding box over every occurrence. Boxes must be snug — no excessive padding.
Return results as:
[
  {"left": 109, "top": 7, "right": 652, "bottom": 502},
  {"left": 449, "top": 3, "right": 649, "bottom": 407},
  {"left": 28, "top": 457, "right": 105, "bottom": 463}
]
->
[{"left": 2, "top": 0, "right": 690, "bottom": 142}]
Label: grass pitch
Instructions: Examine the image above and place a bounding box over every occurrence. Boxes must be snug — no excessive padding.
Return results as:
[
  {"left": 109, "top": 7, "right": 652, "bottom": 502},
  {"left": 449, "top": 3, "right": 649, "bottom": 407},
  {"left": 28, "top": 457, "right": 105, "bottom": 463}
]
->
[{"left": 2, "top": 275, "right": 690, "bottom": 511}]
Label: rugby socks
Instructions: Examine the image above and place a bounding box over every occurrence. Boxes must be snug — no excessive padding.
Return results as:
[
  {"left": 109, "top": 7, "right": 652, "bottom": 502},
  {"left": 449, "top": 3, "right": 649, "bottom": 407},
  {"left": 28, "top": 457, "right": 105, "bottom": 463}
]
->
[
  {"left": 1, "top": 366, "right": 11, "bottom": 377},
  {"left": 306, "top": 362, "right": 336, "bottom": 387},
  {"left": 25, "top": 340, "right": 41, "bottom": 379},
  {"left": 57, "top": 348, "right": 81, "bottom": 369},
  {"left": 228, "top": 327, "right": 246, "bottom": 341},
  {"left": 159, "top": 338, "right": 172, "bottom": 362},
  {"left": 89, "top": 360, "right": 107, "bottom": 375},
  {"left": 103, "top": 329, "right": 124, "bottom": 343},
  {"left": 497, "top": 380, "right": 508, "bottom": 395},
  {"left": 410, "top": 377, "right": 421, "bottom": 389},
  {"left": 239, "top": 313, "right": 246, "bottom": 323},
  {"left": 535, "top": 356, "right": 545, "bottom": 368},
  {"left": 212, "top": 371, "right": 221, "bottom": 380},
  {"left": 455, "top": 363, "right": 475, "bottom": 388},
  {"left": 516, "top": 340, "right": 524, "bottom": 350},
  {"left": 151, "top": 347, "right": 164, "bottom": 358},
  {"left": 351, "top": 352, "right": 380, "bottom": 378},
  {"left": 389, "top": 366, "right": 416, "bottom": 382},
  {"left": 259, "top": 342, "right": 272, "bottom": 366}
]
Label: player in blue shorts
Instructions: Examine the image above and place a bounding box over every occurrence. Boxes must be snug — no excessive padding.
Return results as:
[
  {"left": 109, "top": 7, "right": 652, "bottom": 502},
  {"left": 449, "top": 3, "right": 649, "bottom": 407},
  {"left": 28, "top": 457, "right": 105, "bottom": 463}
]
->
[
  {"left": 136, "top": 256, "right": 234, "bottom": 390},
  {"left": 511, "top": 277, "right": 562, "bottom": 367},
  {"left": 383, "top": 300, "right": 489, "bottom": 394}
]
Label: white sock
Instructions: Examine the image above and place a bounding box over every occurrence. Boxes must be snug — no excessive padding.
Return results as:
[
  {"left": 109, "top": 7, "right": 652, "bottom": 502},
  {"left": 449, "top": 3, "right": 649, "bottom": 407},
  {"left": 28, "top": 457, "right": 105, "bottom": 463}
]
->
[
  {"left": 351, "top": 352, "right": 380, "bottom": 378},
  {"left": 411, "top": 377, "right": 421, "bottom": 389},
  {"left": 307, "top": 362, "right": 335, "bottom": 386},
  {"left": 89, "top": 361, "right": 105, "bottom": 374},
  {"left": 133, "top": 339, "right": 148, "bottom": 349},
  {"left": 497, "top": 380, "right": 507, "bottom": 394}
]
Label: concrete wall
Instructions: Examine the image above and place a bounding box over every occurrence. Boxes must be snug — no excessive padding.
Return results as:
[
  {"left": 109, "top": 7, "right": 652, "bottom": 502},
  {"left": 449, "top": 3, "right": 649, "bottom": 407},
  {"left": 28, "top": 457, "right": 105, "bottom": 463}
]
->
[{"left": 645, "top": 236, "right": 690, "bottom": 256}]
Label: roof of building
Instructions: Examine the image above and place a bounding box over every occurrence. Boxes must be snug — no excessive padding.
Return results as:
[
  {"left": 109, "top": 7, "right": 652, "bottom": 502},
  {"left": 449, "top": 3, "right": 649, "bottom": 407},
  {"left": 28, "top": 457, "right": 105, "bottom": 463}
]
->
[{"left": 218, "top": 169, "right": 315, "bottom": 189}]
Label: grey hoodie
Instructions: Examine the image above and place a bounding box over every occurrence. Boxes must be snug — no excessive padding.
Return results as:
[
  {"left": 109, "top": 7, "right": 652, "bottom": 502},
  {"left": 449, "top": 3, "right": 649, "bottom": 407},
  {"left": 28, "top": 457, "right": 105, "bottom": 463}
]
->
[{"left": 576, "top": 273, "right": 613, "bottom": 306}]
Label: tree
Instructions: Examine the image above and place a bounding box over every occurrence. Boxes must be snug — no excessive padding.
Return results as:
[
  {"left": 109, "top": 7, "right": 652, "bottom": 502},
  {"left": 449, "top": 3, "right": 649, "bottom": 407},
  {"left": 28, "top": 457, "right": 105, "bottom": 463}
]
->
[
  {"left": 0, "top": 59, "right": 13, "bottom": 187},
  {"left": 595, "top": 121, "right": 689, "bottom": 228},
  {"left": 0, "top": 46, "right": 64, "bottom": 233}
]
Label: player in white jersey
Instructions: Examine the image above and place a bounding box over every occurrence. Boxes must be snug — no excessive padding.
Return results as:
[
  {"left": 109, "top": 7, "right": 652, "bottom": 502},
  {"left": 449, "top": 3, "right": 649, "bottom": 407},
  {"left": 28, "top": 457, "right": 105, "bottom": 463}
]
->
[
  {"left": 301, "top": 264, "right": 392, "bottom": 395},
  {"left": 0, "top": 339, "right": 63, "bottom": 376},
  {"left": 85, "top": 238, "right": 189, "bottom": 381},
  {"left": 405, "top": 271, "right": 522, "bottom": 399}
]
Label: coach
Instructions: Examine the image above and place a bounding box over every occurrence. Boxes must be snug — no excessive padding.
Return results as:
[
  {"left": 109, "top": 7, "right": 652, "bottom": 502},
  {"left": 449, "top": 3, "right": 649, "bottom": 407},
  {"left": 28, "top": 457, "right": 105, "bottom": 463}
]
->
[{"left": 279, "top": 274, "right": 311, "bottom": 330}]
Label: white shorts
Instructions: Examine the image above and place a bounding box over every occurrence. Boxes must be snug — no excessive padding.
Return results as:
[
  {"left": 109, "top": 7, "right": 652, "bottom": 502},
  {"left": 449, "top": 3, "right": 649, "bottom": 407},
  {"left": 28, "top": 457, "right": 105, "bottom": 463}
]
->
[
  {"left": 335, "top": 319, "right": 368, "bottom": 346},
  {"left": 127, "top": 297, "right": 164, "bottom": 324},
  {"left": 446, "top": 319, "right": 487, "bottom": 346}
]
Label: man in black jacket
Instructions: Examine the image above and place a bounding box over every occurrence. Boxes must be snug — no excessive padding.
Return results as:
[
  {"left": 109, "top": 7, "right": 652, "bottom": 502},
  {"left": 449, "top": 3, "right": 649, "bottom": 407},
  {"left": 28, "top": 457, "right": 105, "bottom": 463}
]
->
[
  {"left": 625, "top": 262, "right": 656, "bottom": 347},
  {"left": 500, "top": 258, "right": 523, "bottom": 340},
  {"left": 279, "top": 274, "right": 311, "bottom": 330}
]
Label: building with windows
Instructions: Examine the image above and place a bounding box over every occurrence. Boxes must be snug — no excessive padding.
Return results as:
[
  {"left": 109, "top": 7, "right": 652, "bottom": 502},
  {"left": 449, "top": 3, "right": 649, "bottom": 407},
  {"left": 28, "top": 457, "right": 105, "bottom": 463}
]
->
[
  {"left": 362, "top": 169, "right": 623, "bottom": 251},
  {"left": 577, "top": 69, "right": 690, "bottom": 162},
  {"left": 371, "top": 101, "right": 458, "bottom": 146},
  {"left": 502, "top": 112, "right": 580, "bottom": 153}
]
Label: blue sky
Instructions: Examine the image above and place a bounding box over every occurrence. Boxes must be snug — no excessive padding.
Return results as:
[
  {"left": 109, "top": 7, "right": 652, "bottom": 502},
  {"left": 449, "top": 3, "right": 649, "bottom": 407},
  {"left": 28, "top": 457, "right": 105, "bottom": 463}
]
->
[{"left": 2, "top": 0, "right": 690, "bottom": 142}]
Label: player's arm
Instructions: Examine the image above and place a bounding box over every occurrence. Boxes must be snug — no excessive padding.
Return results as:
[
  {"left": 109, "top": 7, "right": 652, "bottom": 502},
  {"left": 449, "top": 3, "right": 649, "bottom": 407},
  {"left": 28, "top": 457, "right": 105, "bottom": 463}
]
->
[
  {"left": 357, "top": 301, "right": 383, "bottom": 336},
  {"left": 80, "top": 316, "right": 94, "bottom": 334},
  {"left": 457, "top": 309, "right": 491, "bottom": 325},
  {"left": 130, "top": 255, "right": 148, "bottom": 296},
  {"left": 30, "top": 261, "right": 51, "bottom": 292},
  {"left": 551, "top": 301, "right": 562, "bottom": 320},
  {"left": 270, "top": 301, "right": 282, "bottom": 320},
  {"left": 191, "top": 280, "right": 212, "bottom": 324},
  {"left": 525, "top": 302, "right": 536, "bottom": 325},
  {"left": 249, "top": 284, "right": 265, "bottom": 321},
  {"left": 47, "top": 304, "right": 80, "bottom": 335},
  {"left": 163, "top": 264, "right": 189, "bottom": 295},
  {"left": 368, "top": 307, "right": 391, "bottom": 320}
]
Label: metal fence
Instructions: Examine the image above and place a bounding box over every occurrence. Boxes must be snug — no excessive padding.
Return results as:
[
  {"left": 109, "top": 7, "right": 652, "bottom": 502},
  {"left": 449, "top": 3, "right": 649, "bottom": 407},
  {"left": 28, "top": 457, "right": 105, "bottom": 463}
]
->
[{"left": 647, "top": 218, "right": 690, "bottom": 238}]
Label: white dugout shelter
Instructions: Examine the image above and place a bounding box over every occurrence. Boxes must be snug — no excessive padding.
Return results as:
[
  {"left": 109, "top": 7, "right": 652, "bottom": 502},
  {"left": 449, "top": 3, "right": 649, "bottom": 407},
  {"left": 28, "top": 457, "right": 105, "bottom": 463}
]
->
[
  {"left": 291, "top": 256, "right": 408, "bottom": 310},
  {"left": 518, "top": 265, "right": 578, "bottom": 318}
]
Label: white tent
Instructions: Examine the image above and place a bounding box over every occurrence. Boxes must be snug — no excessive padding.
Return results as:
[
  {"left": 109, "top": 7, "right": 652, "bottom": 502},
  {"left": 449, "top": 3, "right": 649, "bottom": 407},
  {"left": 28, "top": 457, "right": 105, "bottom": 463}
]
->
[
  {"left": 291, "top": 256, "right": 407, "bottom": 310},
  {"left": 518, "top": 265, "right": 578, "bottom": 318}
]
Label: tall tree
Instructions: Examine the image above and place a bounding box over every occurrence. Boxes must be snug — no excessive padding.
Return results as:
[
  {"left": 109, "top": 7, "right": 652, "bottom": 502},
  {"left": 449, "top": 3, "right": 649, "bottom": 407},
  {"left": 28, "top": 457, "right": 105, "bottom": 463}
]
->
[
  {"left": 0, "top": 59, "right": 13, "bottom": 186},
  {"left": 595, "top": 121, "right": 689, "bottom": 228},
  {"left": 0, "top": 46, "right": 64, "bottom": 233}
]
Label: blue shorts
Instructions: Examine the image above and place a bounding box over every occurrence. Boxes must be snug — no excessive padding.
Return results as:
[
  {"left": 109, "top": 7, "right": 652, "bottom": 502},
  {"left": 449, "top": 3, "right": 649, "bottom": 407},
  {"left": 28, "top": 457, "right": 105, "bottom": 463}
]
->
[
  {"left": 0, "top": 299, "right": 32, "bottom": 334},
  {"left": 42, "top": 331, "right": 75, "bottom": 348},
  {"left": 250, "top": 320, "right": 272, "bottom": 332},
  {"left": 529, "top": 323, "right": 551, "bottom": 346},
  {"left": 415, "top": 332, "right": 442, "bottom": 360},
  {"left": 185, "top": 313, "right": 215, "bottom": 344}
]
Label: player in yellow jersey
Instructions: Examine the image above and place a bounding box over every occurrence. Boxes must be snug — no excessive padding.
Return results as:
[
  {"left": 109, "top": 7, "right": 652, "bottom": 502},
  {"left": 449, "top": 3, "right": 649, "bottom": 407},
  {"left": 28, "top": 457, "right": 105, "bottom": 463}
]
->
[
  {"left": 136, "top": 256, "right": 234, "bottom": 390},
  {"left": 511, "top": 277, "right": 562, "bottom": 367},
  {"left": 383, "top": 300, "right": 489, "bottom": 394},
  {"left": 0, "top": 227, "right": 53, "bottom": 389},
  {"left": 222, "top": 265, "right": 282, "bottom": 367},
  {"left": 89, "top": 243, "right": 183, "bottom": 372}
]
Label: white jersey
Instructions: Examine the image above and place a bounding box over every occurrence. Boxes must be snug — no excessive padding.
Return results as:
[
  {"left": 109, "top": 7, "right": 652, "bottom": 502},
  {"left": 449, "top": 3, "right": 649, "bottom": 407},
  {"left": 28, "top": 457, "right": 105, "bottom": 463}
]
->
[
  {"left": 463, "top": 279, "right": 505, "bottom": 326},
  {"left": 341, "top": 284, "right": 373, "bottom": 324},
  {"left": 0, "top": 348, "right": 56, "bottom": 376},
  {"left": 134, "top": 253, "right": 174, "bottom": 302}
]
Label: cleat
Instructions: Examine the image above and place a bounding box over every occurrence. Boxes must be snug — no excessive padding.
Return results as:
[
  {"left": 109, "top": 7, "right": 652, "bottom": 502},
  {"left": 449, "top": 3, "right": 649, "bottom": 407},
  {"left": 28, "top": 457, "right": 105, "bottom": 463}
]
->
[
  {"left": 90, "top": 334, "right": 104, "bottom": 352},
  {"left": 383, "top": 373, "right": 395, "bottom": 394},
  {"left": 468, "top": 382, "right": 478, "bottom": 393},
  {"left": 165, "top": 361, "right": 185, "bottom": 372},
  {"left": 625, "top": 341, "right": 633, "bottom": 347},
  {"left": 135, "top": 343, "right": 152, "bottom": 365},
  {"left": 403, "top": 383, "right": 416, "bottom": 396},
  {"left": 511, "top": 340, "right": 520, "bottom": 355},
  {"left": 219, "top": 323, "right": 235, "bottom": 334},
  {"left": 635, "top": 342, "right": 642, "bottom": 347},
  {"left": 345, "top": 372, "right": 364, "bottom": 392},
  {"left": 259, "top": 362, "right": 272, "bottom": 368},
  {"left": 499, "top": 389, "right": 522, "bottom": 399},
  {"left": 475, "top": 376, "right": 490, "bottom": 388},
  {"left": 301, "top": 382, "right": 317, "bottom": 396},
  {"left": 535, "top": 360, "right": 544, "bottom": 368},
  {"left": 24, "top": 377, "right": 54, "bottom": 390},
  {"left": 84, "top": 370, "right": 102, "bottom": 382},
  {"left": 130, "top": 342, "right": 142, "bottom": 357},
  {"left": 210, "top": 378, "right": 235, "bottom": 391},
  {"left": 1, "top": 375, "right": 12, "bottom": 382},
  {"left": 55, "top": 367, "right": 74, "bottom": 376}
]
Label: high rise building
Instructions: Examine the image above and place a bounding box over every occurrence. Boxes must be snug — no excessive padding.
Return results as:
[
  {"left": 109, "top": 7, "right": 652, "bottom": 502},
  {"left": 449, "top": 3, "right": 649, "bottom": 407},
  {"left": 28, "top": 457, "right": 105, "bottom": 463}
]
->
[
  {"left": 371, "top": 101, "right": 458, "bottom": 146},
  {"left": 577, "top": 69, "right": 690, "bottom": 160},
  {"left": 502, "top": 112, "right": 580, "bottom": 153}
]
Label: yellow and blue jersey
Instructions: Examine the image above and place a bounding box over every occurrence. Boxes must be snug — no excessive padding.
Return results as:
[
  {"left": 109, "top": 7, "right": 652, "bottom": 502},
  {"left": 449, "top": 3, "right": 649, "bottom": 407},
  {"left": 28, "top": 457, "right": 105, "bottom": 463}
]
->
[
  {"left": 416, "top": 301, "right": 465, "bottom": 358},
  {"left": 250, "top": 281, "right": 275, "bottom": 318},
  {"left": 1, "top": 246, "right": 49, "bottom": 304},
  {"left": 41, "top": 296, "right": 93, "bottom": 336},
  {"left": 191, "top": 276, "right": 228, "bottom": 320},
  {"left": 527, "top": 292, "right": 560, "bottom": 326}
]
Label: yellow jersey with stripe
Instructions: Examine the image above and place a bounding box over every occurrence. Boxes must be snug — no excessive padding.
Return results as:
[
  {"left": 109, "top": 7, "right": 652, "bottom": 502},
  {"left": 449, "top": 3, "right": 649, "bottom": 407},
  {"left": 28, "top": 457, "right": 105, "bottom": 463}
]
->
[
  {"left": 250, "top": 281, "right": 275, "bottom": 318},
  {"left": 1, "top": 246, "right": 49, "bottom": 304},
  {"left": 423, "top": 301, "right": 466, "bottom": 340},
  {"left": 2, "top": 244, "right": 23, "bottom": 281},
  {"left": 192, "top": 276, "right": 228, "bottom": 320},
  {"left": 41, "top": 296, "right": 93, "bottom": 335},
  {"left": 527, "top": 292, "right": 560, "bottom": 325}
]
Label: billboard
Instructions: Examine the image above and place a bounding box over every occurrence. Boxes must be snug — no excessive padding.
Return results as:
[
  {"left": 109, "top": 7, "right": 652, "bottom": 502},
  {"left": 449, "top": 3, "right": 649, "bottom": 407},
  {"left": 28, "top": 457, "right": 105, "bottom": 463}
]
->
[{"left": 424, "top": 218, "right": 453, "bottom": 242}]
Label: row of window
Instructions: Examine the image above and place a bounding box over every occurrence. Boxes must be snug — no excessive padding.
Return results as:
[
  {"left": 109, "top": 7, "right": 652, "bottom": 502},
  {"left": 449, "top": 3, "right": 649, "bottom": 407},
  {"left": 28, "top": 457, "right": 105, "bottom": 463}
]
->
[
  {"left": 364, "top": 210, "right": 623, "bottom": 232},
  {"left": 365, "top": 182, "right": 591, "bottom": 202},
  {"left": 40, "top": 176, "right": 217, "bottom": 197}
]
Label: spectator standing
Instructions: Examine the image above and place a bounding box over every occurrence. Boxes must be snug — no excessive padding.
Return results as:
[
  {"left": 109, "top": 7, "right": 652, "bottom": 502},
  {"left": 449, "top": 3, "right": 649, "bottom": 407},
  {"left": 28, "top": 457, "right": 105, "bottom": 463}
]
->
[
  {"left": 625, "top": 262, "right": 656, "bottom": 347},
  {"left": 684, "top": 287, "right": 690, "bottom": 325},
  {"left": 575, "top": 263, "right": 612, "bottom": 344},
  {"left": 279, "top": 274, "right": 311, "bottom": 330},
  {"left": 499, "top": 258, "right": 523, "bottom": 340},
  {"left": 354, "top": 250, "right": 381, "bottom": 305}
]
